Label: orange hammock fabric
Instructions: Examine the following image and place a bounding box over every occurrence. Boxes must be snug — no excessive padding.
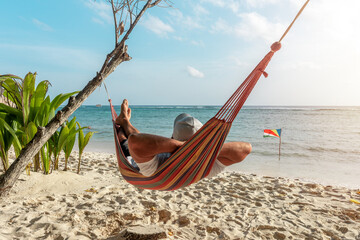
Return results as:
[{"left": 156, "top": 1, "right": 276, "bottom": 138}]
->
[{"left": 109, "top": 42, "right": 281, "bottom": 191}]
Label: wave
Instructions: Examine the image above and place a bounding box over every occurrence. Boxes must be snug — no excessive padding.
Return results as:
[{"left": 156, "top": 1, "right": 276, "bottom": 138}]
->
[
  {"left": 245, "top": 107, "right": 315, "bottom": 111},
  {"left": 313, "top": 107, "right": 360, "bottom": 111},
  {"left": 253, "top": 150, "right": 309, "bottom": 158},
  {"left": 307, "top": 146, "right": 360, "bottom": 154}
]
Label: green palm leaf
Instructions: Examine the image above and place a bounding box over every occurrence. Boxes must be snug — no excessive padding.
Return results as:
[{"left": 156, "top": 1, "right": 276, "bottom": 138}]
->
[
  {"left": 1, "top": 77, "right": 22, "bottom": 108},
  {"left": 21, "top": 73, "right": 36, "bottom": 125},
  {"left": 34, "top": 96, "right": 51, "bottom": 126},
  {"left": 29, "top": 80, "right": 50, "bottom": 121},
  {"left": 0, "top": 118, "right": 22, "bottom": 153},
  {"left": 41, "top": 142, "right": 51, "bottom": 174},
  {"left": 57, "top": 125, "right": 70, "bottom": 155},
  {"left": 50, "top": 91, "right": 79, "bottom": 112},
  {"left": 0, "top": 103, "right": 22, "bottom": 120},
  {"left": 76, "top": 122, "right": 95, "bottom": 174}
]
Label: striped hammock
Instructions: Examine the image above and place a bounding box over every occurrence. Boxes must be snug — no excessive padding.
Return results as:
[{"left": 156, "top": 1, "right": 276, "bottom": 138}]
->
[
  {"left": 109, "top": 42, "right": 281, "bottom": 191},
  {"left": 109, "top": 0, "right": 310, "bottom": 191},
  {"left": 109, "top": 0, "right": 309, "bottom": 191}
]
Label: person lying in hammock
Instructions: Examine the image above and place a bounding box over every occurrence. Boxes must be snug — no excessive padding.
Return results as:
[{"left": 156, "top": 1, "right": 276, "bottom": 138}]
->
[{"left": 116, "top": 99, "right": 252, "bottom": 178}]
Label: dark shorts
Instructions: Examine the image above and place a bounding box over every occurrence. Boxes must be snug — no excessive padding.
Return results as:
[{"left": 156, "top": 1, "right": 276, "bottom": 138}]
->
[
  {"left": 120, "top": 139, "right": 139, "bottom": 171},
  {"left": 120, "top": 139, "right": 130, "bottom": 157}
]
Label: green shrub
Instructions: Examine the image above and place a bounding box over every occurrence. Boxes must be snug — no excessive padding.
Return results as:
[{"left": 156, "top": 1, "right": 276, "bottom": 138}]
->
[{"left": 0, "top": 72, "right": 83, "bottom": 174}]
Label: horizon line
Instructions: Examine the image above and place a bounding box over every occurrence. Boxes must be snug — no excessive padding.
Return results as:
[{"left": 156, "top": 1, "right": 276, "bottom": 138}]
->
[{"left": 77, "top": 104, "right": 360, "bottom": 107}]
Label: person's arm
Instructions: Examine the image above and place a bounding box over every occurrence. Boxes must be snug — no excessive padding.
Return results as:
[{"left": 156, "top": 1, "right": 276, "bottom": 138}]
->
[{"left": 128, "top": 133, "right": 183, "bottom": 163}]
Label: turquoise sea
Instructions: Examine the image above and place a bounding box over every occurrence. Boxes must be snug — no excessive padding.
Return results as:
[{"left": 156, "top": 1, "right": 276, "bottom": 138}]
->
[{"left": 71, "top": 105, "right": 360, "bottom": 189}]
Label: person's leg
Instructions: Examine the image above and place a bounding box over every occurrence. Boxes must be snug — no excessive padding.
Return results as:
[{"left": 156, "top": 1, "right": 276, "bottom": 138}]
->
[
  {"left": 117, "top": 126, "right": 132, "bottom": 158},
  {"left": 116, "top": 99, "right": 183, "bottom": 164},
  {"left": 205, "top": 141, "right": 251, "bottom": 179},
  {"left": 217, "top": 142, "right": 252, "bottom": 166},
  {"left": 117, "top": 126, "right": 127, "bottom": 142},
  {"left": 115, "top": 99, "right": 139, "bottom": 159},
  {"left": 115, "top": 99, "right": 140, "bottom": 137}
]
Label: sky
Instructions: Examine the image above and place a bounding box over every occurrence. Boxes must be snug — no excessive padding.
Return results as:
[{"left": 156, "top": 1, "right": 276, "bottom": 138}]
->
[{"left": 1, "top": 0, "right": 359, "bottom": 106}]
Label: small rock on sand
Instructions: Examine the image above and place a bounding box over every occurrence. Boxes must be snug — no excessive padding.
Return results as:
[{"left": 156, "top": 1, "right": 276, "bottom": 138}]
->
[{"left": 107, "top": 225, "right": 167, "bottom": 240}]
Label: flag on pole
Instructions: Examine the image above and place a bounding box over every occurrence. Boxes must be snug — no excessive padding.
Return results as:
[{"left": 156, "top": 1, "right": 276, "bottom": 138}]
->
[
  {"left": 263, "top": 129, "right": 282, "bottom": 138},
  {"left": 264, "top": 128, "right": 282, "bottom": 160}
]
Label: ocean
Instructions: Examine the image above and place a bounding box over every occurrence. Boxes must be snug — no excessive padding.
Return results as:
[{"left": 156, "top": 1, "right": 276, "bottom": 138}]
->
[{"left": 71, "top": 105, "right": 360, "bottom": 189}]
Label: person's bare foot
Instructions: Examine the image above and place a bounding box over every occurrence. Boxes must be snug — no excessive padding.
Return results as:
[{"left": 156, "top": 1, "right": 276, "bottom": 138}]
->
[{"left": 116, "top": 99, "right": 131, "bottom": 126}]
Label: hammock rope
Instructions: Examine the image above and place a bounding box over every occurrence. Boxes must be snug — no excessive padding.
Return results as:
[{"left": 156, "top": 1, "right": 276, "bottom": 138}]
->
[
  {"left": 106, "top": 0, "right": 310, "bottom": 191},
  {"left": 279, "top": 0, "right": 310, "bottom": 43}
]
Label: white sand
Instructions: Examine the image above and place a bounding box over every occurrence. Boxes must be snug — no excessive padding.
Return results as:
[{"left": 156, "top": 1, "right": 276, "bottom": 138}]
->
[{"left": 0, "top": 151, "right": 359, "bottom": 239}]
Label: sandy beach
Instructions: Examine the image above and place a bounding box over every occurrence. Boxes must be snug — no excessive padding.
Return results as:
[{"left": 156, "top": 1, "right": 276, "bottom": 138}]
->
[{"left": 0, "top": 151, "right": 359, "bottom": 240}]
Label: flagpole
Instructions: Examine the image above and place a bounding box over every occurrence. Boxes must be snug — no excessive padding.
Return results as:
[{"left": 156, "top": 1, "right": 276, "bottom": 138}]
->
[{"left": 279, "top": 128, "right": 282, "bottom": 161}]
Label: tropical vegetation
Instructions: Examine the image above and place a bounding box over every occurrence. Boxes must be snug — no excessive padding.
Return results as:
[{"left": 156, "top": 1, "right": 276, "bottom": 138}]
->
[
  {"left": 77, "top": 122, "right": 95, "bottom": 174},
  {"left": 0, "top": 72, "right": 95, "bottom": 174}
]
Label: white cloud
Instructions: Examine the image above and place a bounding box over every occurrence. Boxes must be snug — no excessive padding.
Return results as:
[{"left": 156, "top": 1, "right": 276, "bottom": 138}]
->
[
  {"left": 245, "top": 0, "right": 281, "bottom": 8},
  {"left": 190, "top": 40, "right": 204, "bottom": 47},
  {"left": 85, "top": 0, "right": 112, "bottom": 24},
  {"left": 290, "top": 61, "right": 321, "bottom": 70},
  {"left": 142, "top": 15, "right": 174, "bottom": 37},
  {"left": 201, "top": 0, "right": 225, "bottom": 8},
  {"left": 210, "top": 13, "right": 284, "bottom": 43},
  {"left": 32, "top": 19, "right": 53, "bottom": 32},
  {"left": 231, "top": 57, "right": 250, "bottom": 67},
  {"left": 228, "top": 1, "right": 240, "bottom": 13},
  {"left": 187, "top": 66, "right": 204, "bottom": 78},
  {"left": 173, "top": 36, "right": 204, "bottom": 47},
  {"left": 91, "top": 17, "right": 106, "bottom": 25},
  {"left": 168, "top": 10, "right": 202, "bottom": 30},
  {"left": 193, "top": 4, "right": 209, "bottom": 16},
  {"left": 200, "top": 0, "right": 239, "bottom": 13},
  {"left": 234, "top": 12, "right": 285, "bottom": 42},
  {"left": 211, "top": 18, "right": 233, "bottom": 34},
  {"left": 173, "top": 36, "right": 184, "bottom": 42},
  {"left": 288, "top": 0, "right": 305, "bottom": 9},
  {"left": 164, "top": 9, "right": 204, "bottom": 46}
]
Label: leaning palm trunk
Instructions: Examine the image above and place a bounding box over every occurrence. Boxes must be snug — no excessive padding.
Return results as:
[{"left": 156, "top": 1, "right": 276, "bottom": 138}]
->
[{"left": 0, "top": 0, "right": 168, "bottom": 197}]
